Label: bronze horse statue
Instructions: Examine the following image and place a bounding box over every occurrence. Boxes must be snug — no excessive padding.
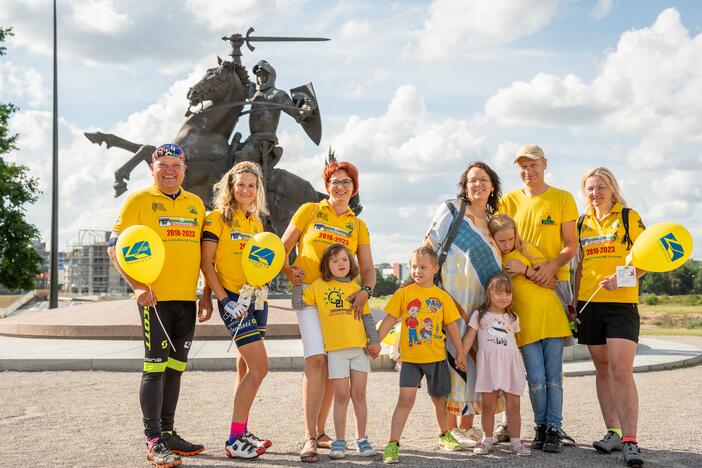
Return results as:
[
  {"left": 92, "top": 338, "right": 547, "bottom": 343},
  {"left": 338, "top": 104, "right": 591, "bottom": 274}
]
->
[{"left": 85, "top": 57, "right": 334, "bottom": 236}]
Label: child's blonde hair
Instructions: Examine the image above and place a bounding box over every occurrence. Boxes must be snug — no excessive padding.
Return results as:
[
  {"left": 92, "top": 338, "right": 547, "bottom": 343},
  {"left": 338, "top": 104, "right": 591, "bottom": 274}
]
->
[
  {"left": 477, "top": 273, "right": 517, "bottom": 322},
  {"left": 410, "top": 246, "right": 438, "bottom": 266},
  {"left": 488, "top": 214, "right": 533, "bottom": 261}
]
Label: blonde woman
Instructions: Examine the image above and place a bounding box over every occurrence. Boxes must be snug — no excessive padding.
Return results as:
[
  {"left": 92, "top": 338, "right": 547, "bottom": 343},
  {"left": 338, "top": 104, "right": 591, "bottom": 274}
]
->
[
  {"left": 574, "top": 167, "right": 646, "bottom": 467},
  {"left": 199, "top": 162, "right": 271, "bottom": 459}
]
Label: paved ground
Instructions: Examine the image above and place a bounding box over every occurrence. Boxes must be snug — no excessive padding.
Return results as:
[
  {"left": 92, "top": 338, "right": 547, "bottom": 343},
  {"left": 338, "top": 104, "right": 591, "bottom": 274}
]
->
[{"left": 3, "top": 337, "right": 702, "bottom": 467}]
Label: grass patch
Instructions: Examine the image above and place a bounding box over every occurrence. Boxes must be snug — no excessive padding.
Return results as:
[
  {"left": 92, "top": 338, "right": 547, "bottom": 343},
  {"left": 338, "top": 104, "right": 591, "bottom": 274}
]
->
[
  {"left": 0, "top": 295, "right": 22, "bottom": 308},
  {"left": 369, "top": 296, "right": 390, "bottom": 310},
  {"left": 641, "top": 327, "right": 702, "bottom": 336}
]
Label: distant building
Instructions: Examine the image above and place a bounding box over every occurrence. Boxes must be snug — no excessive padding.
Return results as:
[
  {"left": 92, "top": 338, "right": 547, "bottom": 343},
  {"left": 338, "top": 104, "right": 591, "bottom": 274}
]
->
[
  {"left": 64, "top": 230, "right": 130, "bottom": 296},
  {"left": 377, "top": 262, "right": 409, "bottom": 283},
  {"left": 32, "top": 240, "right": 67, "bottom": 290}
]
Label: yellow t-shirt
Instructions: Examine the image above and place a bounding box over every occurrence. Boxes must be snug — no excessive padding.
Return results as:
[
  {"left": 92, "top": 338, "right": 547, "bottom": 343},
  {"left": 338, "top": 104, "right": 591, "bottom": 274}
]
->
[
  {"left": 578, "top": 204, "right": 645, "bottom": 303},
  {"left": 503, "top": 246, "right": 571, "bottom": 347},
  {"left": 113, "top": 185, "right": 205, "bottom": 301},
  {"left": 291, "top": 199, "right": 371, "bottom": 284},
  {"left": 498, "top": 186, "right": 578, "bottom": 281},
  {"left": 203, "top": 209, "right": 263, "bottom": 294},
  {"left": 384, "top": 283, "right": 460, "bottom": 364},
  {"left": 302, "top": 278, "right": 371, "bottom": 352}
]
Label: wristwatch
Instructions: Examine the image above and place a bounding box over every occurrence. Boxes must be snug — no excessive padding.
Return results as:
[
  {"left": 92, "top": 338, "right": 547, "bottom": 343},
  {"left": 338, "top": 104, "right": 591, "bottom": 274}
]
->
[{"left": 361, "top": 285, "right": 374, "bottom": 297}]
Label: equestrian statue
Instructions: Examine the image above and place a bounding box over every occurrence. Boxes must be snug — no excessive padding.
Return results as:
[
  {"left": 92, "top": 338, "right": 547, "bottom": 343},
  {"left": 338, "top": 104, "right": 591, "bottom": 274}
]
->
[{"left": 84, "top": 28, "right": 356, "bottom": 236}]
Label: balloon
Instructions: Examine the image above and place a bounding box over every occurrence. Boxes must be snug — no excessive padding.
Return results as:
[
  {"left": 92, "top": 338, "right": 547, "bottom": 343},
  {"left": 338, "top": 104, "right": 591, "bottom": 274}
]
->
[
  {"left": 377, "top": 321, "right": 401, "bottom": 347},
  {"left": 627, "top": 222, "right": 693, "bottom": 272},
  {"left": 241, "top": 232, "right": 285, "bottom": 287},
  {"left": 115, "top": 225, "right": 165, "bottom": 284}
]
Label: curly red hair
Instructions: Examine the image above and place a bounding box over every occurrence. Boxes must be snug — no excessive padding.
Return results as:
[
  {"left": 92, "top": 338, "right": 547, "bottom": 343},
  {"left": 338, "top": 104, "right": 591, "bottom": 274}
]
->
[{"left": 322, "top": 161, "right": 359, "bottom": 197}]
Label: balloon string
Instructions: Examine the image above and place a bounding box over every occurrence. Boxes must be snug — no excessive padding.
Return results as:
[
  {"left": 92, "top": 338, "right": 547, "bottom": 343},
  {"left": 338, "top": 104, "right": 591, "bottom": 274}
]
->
[
  {"left": 226, "top": 318, "right": 245, "bottom": 353},
  {"left": 149, "top": 285, "right": 176, "bottom": 352},
  {"left": 578, "top": 284, "right": 604, "bottom": 315}
]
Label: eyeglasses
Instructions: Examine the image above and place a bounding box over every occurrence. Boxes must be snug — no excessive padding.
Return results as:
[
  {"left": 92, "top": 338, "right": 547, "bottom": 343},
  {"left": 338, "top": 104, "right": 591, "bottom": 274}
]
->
[
  {"left": 467, "top": 177, "right": 491, "bottom": 185},
  {"left": 329, "top": 179, "right": 353, "bottom": 187}
]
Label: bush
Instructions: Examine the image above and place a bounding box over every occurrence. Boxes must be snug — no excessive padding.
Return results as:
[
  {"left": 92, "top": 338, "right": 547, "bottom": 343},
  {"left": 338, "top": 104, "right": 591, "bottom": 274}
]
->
[{"left": 642, "top": 294, "right": 660, "bottom": 305}]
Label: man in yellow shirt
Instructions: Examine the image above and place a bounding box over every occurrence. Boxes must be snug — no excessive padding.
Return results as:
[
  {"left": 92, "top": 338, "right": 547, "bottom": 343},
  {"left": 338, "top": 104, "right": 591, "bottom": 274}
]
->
[
  {"left": 497, "top": 144, "right": 578, "bottom": 451},
  {"left": 108, "top": 143, "right": 205, "bottom": 467}
]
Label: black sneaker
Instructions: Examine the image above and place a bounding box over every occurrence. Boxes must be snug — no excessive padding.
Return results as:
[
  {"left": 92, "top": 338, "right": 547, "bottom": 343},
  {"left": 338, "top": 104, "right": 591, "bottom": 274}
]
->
[
  {"left": 622, "top": 441, "right": 644, "bottom": 467},
  {"left": 531, "top": 425, "right": 547, "bottom": 450},
  {"left": 161, "top": 431, "right": 205, "bottom": 456},
  {"left": 543, "top": 426, "right": 562, "bottom": 453},
  {"left": 147, "top": 439, "right": 182, "bottom": 467}
]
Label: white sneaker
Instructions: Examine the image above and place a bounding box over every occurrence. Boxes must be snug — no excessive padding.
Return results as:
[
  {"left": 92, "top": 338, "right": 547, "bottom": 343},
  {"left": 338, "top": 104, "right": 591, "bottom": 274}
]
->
[
  {"left": 451, "top": 427, "right": 481, "bottom": 448},
  {"left": 225, "top": 435, "right": 264, "bottom": 459}
]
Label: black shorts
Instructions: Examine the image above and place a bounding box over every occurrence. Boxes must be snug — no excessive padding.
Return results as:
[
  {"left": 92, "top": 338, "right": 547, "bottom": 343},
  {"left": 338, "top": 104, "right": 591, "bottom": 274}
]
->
[
  {"left": 399, "top": 360, "right": 451, "bottom": 397},
  {"left": 577, "top": 301, "right": 639, "bottom": 345},
  {"left": 138, "top": 301, "right": 196, "bottom": 373},
  {"left": 217, "top": 289, "right": 268, "bottom": 348}
]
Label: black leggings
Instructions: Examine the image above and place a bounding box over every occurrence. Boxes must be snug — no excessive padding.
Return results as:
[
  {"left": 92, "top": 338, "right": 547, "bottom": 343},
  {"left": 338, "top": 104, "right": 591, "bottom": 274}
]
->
[{"left": 137, "top": 301, "right": 195, "bottom": 438}]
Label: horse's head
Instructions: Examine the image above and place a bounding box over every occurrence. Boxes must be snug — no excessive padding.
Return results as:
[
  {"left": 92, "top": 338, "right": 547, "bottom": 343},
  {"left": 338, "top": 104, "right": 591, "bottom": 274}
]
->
[{"left": 186, "top": 57, "right": 240, "bottom": 116}]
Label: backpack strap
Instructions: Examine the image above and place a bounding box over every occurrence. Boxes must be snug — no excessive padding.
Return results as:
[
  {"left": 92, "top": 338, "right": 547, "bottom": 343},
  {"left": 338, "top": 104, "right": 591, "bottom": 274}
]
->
[
  {"left": 434, "top": 198, "right": 467, "bottom": 285},
  {"left": 577, "top": 213, "right": 586, "bottom": 246},
  {"left": 621, "top": 207, "right": 632, "bottom": 249}
]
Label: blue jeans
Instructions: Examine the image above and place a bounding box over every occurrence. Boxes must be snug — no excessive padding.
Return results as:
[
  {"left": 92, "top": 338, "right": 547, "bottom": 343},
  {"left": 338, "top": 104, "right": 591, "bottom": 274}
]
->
[{"left": 521, "top": 338, "right": 564, "bottom": 428}]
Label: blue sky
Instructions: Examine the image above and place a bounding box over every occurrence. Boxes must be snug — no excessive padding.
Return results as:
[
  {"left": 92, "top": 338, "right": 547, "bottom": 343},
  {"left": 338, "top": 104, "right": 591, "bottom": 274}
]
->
[{"left": 1, "top": 0, "right": 701, "bottom": 263}]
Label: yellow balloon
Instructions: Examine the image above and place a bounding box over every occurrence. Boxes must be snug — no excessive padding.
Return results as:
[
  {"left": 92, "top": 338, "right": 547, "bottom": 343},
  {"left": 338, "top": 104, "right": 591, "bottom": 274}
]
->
[
  {"left": 241, "top": 232, "right": 285, "bottom": 287},
  {"left": 628, "top": 222, "right": 693, "bottom": 272},
  {"left": 115, "top": 225, "right": 166, "bottom": 284},
  {"left": 377, "top": 321, "right": 401, "bottom": 347}
]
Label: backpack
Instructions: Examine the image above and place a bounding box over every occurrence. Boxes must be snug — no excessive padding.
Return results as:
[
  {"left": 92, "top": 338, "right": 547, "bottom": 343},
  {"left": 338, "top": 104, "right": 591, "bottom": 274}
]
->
[
  {"left": 434, "top": 198, "right": 467, "bottom": 285},
  {"left": 577, "top": 207, "right": 632, "bottom": 249}
]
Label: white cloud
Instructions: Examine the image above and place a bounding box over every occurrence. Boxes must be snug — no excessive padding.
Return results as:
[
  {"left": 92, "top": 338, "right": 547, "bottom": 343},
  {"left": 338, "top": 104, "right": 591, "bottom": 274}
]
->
[
  {"left": 0, "top": 61, "right": 47, "bottom": 107},
  {"left": 71, "top": 0, "right": 130, "bottom": 34},
  {"left": 417, "top": 0, "right": 561, "bottom": 60},
  {"left": 591, "top": 0, "right": 614, "bottom": 20},
  {"left": 183, "top": 0, "right": 303, "bottom": 30},
  {"left": 483, "top": 8, "right": 702, "bottom": 170}
]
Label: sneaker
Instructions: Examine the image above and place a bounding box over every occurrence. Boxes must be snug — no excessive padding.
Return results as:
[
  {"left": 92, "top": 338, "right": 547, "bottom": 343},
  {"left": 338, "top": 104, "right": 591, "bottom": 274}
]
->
[
  {"left": 558, "top": 426, "right": 576, "bottom": 446},
  {"left": 161, "top": 431, "right": 205, "bottom": 456},
  {"left": 244, "top": 430, "right": 272, "bottom": 449},
  {"left": 511, "top": 441, "right": 532, "bottom": 456},
  {"left": 225, "top": 435, "right": 265, "bottom": 459},
  {"left": 450, "top": 427, "right": 479, "bottom": 448},
  {"left": 355, "top": 437, "right": 375, "bottom": 456},
  {"left": 593, "top": 430, "right": 623, "bottom": 454},
  {"left": 494, "top": 422, "right": 510, "bottom": 442},
  {"left": 438, "top": 431, "right": 461, "bottom": 451},
  {"left": 147, "top": 439, "right": 182, "bottom": 467},
  {"left": 543, "top": 426, "right": 563, "bottom": 453},
  {"left": 473, "top": 439, "right": 495, "bottom": 455},
  {"left": 329, "top": 439, "right": 347, "bottom": 459},
  {"left": 622, "top": 441, "right": 644, "bottom": 467},
  {"left": 383, "top": 441, "right": 399, "bottom": 464},
  {"left": 532, "top": 424, "right": 547, "bottom": 450}
]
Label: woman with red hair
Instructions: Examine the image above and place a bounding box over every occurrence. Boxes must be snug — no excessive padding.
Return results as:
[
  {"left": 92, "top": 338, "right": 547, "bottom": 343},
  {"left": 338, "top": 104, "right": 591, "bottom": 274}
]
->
[{"left": 281, "top": 157, "right": 376, "bottom": 462}]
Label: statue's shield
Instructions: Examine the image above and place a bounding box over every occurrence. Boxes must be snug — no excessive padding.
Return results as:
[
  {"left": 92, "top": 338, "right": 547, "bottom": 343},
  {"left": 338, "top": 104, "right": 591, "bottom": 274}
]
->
[{"left": 291, "top": 82, "right": 321, "bottom": 145}]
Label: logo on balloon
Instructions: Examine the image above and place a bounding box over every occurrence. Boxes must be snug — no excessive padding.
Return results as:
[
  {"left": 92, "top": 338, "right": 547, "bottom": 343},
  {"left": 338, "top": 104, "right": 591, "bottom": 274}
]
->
[
  {"left": 122, "top": 240, "right": 152, "bottom": 262},
  {"left": 659, "top": 233, "right": 685, "bottom": 262},
  {"left": 248, "top": 245, "right": 275, "bottom": 266}
]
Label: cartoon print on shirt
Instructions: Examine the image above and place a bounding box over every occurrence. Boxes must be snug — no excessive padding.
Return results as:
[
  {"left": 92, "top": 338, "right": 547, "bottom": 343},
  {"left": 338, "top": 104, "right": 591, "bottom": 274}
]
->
[
  {"left": 405, "top": 299, "right": 422, "bottom": 347},
  {"left": 420, "top": 317, "right": 433, "bottom": 344},
  {"left": 425, "top": 297, "right": 441, "bottom": 313},
  {"left": 486, "top": 317, "right": 509, "bottom": 346}
]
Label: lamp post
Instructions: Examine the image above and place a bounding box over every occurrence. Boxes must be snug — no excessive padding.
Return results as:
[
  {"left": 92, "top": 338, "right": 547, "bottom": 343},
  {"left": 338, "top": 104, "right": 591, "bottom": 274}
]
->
[{"left": 49, "top": 0, "right": 59, "bottom": 309}]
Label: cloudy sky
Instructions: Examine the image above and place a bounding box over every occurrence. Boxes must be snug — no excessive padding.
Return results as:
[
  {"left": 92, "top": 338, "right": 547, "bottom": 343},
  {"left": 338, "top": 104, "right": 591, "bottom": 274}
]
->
[{"left": 1, "top": 0, "right": 701, "bottom": 263}]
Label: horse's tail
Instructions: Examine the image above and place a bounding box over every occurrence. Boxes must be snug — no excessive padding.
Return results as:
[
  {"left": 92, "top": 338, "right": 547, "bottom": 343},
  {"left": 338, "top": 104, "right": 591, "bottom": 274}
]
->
[{"left": 84, "top": 131, "right": 144, "bottom": 154}]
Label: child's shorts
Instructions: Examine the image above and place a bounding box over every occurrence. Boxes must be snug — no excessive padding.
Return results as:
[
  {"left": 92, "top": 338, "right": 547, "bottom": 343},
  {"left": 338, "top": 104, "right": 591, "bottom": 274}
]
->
[
  {"left": 327, "top": 347, "right": 371, "bottom": 379},
  {"left": 399, "top": 360, "right": 450, "bottom": 397}
]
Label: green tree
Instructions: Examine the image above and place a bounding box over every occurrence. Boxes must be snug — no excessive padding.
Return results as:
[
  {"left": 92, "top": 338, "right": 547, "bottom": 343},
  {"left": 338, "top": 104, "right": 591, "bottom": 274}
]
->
[
  {"left": 374, "top": 269, "right": 399, "bottom": 296},
  {"left": 0, "top": 26, "right": 42, "bottom": 290}
]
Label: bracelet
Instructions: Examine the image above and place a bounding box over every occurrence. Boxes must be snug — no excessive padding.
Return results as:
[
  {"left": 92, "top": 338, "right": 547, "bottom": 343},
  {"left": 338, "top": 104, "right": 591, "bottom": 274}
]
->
[{"left": 361, "top": 285, "right": 374, "bottom": 297}]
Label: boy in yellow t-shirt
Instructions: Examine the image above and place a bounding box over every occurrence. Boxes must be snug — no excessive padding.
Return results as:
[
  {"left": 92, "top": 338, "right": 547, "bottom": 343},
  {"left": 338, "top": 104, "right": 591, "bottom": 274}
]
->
[
  {"left": 292, "top": 244, "right": 380, "bottom": 459},
  {"left": 377, "top": 247, "right": 466, "bottom": 463}
]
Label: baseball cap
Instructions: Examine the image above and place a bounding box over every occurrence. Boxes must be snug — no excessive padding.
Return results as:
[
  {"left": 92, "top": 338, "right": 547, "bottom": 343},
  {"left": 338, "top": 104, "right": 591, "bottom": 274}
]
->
[
  {"left": 152, "top": 143, "right": 185, "bottom": 162},
  {"left": 513, "top": 144, "right": 545, "bottom": 164}
]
